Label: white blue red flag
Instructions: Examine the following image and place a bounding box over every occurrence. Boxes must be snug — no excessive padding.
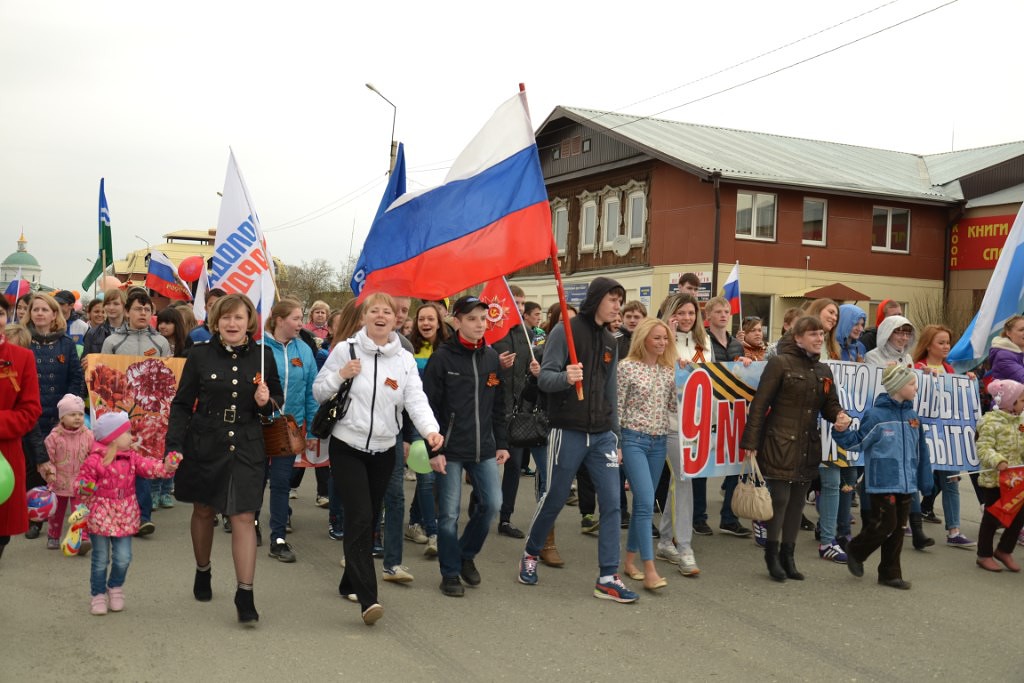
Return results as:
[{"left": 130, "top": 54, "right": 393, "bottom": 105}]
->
[
  {"left": 210, "top": 149, "right": 275, "bottom": 314},
  {"left": 949, "top": 202, "right": 1024, "bottom": 372},
  {"left": 193, "top": 266, "right": 210, "bottom": 323},
  {"left": 146, "top": 249, "right": 192, "bottom": 301},
  {"left": 722, "top": 261, "right": 741, "bottom": 316},
  {"left": 4, "top": 267, "right": 29, "bottom": 308},
  {"left": 351, "top": 91, "right": 552, "bottom": 300}
]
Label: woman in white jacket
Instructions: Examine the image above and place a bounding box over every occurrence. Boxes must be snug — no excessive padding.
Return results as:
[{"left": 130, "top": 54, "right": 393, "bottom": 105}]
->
[{"left": 313, "top": 292, "right": 442, "bottom": 626}]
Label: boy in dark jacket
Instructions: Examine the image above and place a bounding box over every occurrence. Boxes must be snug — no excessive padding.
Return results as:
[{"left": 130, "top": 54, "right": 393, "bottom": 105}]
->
[
  {"left": 517, "top": 277, "right": 638, "bottom": 604},
  {"left": 423, "top": 296, "right": 509, "bottom": 598},
  {"left": 833, "top": 365, "right": 933, "bottom": 589}
]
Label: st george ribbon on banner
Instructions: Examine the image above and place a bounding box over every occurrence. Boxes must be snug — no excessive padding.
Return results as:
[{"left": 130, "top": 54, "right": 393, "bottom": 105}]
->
[
  {"left": 210, "top": 149, "right": 275, "bottom": 314},
  {"left": 948, "top": 201, "right": 1024, "bottom": 372},
  {"left": 673, "top": 361, "right": 980, "bottom": 479},
  {"left": 351, "top": 91, "right": 552, "bottom": 301},
  {"left": 480, "top": 276, "right": 524, "bottom": 345}
]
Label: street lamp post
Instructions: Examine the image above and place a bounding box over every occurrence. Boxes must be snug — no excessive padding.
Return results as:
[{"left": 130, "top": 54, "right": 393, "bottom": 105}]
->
[{"left": 365, "top": 83, "right": 397, "bottom": 174}]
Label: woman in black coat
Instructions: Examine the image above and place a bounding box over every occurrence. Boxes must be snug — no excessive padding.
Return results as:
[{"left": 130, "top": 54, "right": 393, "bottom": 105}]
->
[
  {"left": 167, "top": 294, "right": 282, "bottom": 625},
  {"left": 740, "top": 315, "right": 850, "bottom": 582}
]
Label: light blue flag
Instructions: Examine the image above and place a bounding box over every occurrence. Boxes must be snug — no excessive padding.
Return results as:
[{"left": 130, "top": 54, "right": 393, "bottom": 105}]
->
[{"left": 948, "top": 202, "right": 1024, "bottom": 372}]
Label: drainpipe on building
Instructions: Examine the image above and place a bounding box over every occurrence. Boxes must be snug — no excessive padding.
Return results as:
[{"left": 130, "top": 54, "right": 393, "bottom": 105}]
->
[
  {"left": 711, "top": 171, "right": 722, "bottom": 295},
  {"left": 943, "top": 200, "right": 966, "bottom": 320}
]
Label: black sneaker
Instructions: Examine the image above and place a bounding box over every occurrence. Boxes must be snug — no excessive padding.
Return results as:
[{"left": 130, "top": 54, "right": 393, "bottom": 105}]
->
[
  {"left": 620, "top": 511, "right": 631, "bottom": 530},
  {"left": 651, "top": 524, "right": 660, "bottom": 539},
  {"left": 719, "top": 521, "right": 752, "bottom": 537},
  {"left": 498, "top": 521, "right": 525, "bottom": 539},
  {"left": 136, "top": 521, "right": 156, "bottom": 537},
  {"left": 440, "top": 576, "right": 465, "bottom": 597},
  {"left": 25, "top": 521, "right": 42, "bottom": 539},
  {"left": 521, "top": 467, "right": 536, "bottom": 477},
  {"left": 269, "top": 539, "right": 296, "bottom": 563},
  {"left": 693, "top": 521, "right": 713, "bottom": 536},
  {"left": 223, "top": 517, "right": 232, "bottom": 533},
  {"left": 254, "top": 521, "right": 262, "bottom": 547},
  {"left": 800, "top": 515, "right": 815, "bottom": 532},
  {"left": 328, "top": 522, "right": 344, "bottom": 541},
  {"left": 922, "top": 511, "right": 942, "bottom": 524},
  {"left": 460, "top": 559, "right": 481, "bottom": 586}
]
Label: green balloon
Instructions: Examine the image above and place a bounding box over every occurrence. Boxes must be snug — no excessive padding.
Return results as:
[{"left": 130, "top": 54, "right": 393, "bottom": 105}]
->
[
  {"left": 407, "top": 440, "right": 432, "bottom": 474},
  {"left": 0, "top": 451, "right": 14, "bottom": 506}
]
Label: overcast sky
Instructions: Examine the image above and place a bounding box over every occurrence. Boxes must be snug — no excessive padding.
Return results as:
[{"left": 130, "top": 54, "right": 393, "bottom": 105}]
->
[{"left": 1, "top": 0, "right": 1021, "bottom": 291}]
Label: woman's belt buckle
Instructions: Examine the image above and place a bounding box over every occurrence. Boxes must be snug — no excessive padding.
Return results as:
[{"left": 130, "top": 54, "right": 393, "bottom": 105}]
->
[{"left": 223, "top": 408, "right": 236, "bottom": 423}]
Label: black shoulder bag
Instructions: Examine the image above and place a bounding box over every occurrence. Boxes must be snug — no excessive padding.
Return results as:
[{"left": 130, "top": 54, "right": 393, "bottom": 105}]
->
[
  {"left": 506, "top": 379, "right": 549, "bottom": 448},
  {"left": 311, "top": 343, "right": 357, "bottom": 440}
]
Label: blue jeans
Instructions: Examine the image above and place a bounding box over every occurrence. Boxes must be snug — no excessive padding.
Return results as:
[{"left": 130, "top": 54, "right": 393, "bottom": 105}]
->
[
  {"left": 151, "top": 477, "right": 174, "bottom": 498},
  {"left": 692, "top": 475, "right": 739, "bottom": 526},
  {"left": 436, "top": 458, "right": 501, "bottom": 579},
  {"left": 939, "top": 474, "right": 962, "bottom": 530},
  {"left": 408, "top": 472, "right": 438, "bottom": 536},
  {"left": 135, "top": 478, "right": 152, "bottom": 523},
  {"left": 620, "top": 429, "right": 667, "bottom": 561},
  {"left": 382, "top": 443, "right": 405, "bottom": 568},
  {"left": 261, "top": 456, "right": 293, "bottom": 542},
  {"left": 90, "top": 535, "right": 132, "bottom": 596},
  {"left": 818, "top": 465, "right": 858, "bottom": 545},
  {"left": 525, "top": 428, "right": 621, "bottom": 576}
]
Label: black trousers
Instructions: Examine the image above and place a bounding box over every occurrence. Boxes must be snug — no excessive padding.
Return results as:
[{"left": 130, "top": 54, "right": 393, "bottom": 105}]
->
[
  {"left": 289, "top": 465, "right": 330, "bottom": 497},
  {"left": 499, "top": 446, "right": 526, "bottom": 522},
  {"left": 848, "top": 493, "right": 911, "bottom": 581},
  {"left": 329, "top": 438, "right": 394, "bottom": 610},
  {"left": 977, "top": 487, "right": 1024, "bottom": 558}
]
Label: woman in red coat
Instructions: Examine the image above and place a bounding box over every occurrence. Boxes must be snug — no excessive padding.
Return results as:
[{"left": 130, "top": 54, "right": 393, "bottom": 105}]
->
[{"left": 0, "top": 311, "right": 44, "bottom": 559}]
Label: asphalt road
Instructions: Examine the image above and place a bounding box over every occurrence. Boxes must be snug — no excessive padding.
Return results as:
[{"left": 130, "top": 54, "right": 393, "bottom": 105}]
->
[{"left": 2, "top": 473, "right": 1021, "bottom": 682}]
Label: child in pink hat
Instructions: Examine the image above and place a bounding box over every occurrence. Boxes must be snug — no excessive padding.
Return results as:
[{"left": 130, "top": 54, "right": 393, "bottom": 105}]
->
[{"left": 42, "top": 394, "right": 93, "bottom": 552}]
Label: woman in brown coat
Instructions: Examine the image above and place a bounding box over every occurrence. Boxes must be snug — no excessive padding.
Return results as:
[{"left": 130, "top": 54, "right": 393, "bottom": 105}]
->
[{"left": 740, "top": 316, "right": 850, "bottom": 582}]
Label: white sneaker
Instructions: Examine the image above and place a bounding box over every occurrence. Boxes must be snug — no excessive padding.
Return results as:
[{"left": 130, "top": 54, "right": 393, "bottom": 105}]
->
[
  {"left": 424, "top": 535, "right": 438, "bottom": 557},
  {"left": 678, "top": 548, "right": 701, "bottom": 576},
  {"left": 656, "top": 543, "right": 683, "bottom": 565},
  {"left": 405, "top": 523, "right": 428, "bottom": 544},
  {"left": 382, "top": 565, "right": 414, "bottom": 583},
  {"left": 315, "top": 496, "right": 330, "bottom": 508},
  {"left": 340, "top": 555, "right": 346, "bottom": 568},
  {"left": 289, "top": 488, "right": 298, "bottom": 499},
  {"left": 404, "top": 468, "right": 416, "bottom": 481}
]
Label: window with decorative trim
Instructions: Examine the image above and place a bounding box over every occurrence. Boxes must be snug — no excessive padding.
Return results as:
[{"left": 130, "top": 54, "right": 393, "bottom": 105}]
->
[
  {"left": 802, "top": 198, "right": 827, "bottom": 246},
  {"left": 736, "top": 191, "right": 777, "bottom": 241},
  {"left": 579, "top": 194, "right": 598, "bottom": 253},
  {"left": 601, "top": 192, "right": 621, "bottom": 250},
  {"left": 623, "top": 180, "right": 647, "bottom": 245},
  {"left": 551, "top": 199, "right": 568, "bottom": 256},
  {"left": 872, "top": 207, "right": 910, "bottom": 253}
]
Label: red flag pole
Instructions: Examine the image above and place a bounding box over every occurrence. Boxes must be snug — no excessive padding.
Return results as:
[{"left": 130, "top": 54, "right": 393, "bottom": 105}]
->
[{"left": 521, "top": 81, "right": 582, "bottom": 400}]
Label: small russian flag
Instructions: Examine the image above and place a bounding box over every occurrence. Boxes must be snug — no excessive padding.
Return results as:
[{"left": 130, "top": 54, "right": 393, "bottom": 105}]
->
[
  {"left": 4, "top": 266, "right": 30, "bottom": 308},
  {"left": 722, "top": 261, "right": 741, "bottom": 316},
  {"left": 146, "top": 250, "right": 193, "bottom": 301}
]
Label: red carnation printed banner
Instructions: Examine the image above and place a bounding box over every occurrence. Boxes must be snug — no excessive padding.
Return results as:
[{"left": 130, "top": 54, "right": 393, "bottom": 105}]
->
[
  {"left": 86, "top": 355, "right": 185, "bottom": 460},
  {"left": 987, "top": 468, "right": 1024, "bottom": 528},
  {"left": 480, "top": 277, "right": 522, "bottom": 345}
]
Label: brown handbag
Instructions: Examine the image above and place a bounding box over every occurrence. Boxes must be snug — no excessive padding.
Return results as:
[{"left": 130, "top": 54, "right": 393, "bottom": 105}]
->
[{"left": 261, "top": 400, "right": 306, "bottom": 457}]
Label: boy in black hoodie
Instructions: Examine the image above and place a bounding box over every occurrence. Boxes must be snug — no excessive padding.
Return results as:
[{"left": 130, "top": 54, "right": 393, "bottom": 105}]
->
[
  {"left": 517, "top": 277, "right": 638, "bottom": 603},
  {"left": 423, "top": 296, "right": 509, "bottom": 597}
]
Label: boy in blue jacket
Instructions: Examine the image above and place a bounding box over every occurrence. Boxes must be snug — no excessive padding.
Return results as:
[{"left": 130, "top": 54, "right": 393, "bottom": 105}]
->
[{"left": 832, "top": 365, "right": 933, "bottom": 589}]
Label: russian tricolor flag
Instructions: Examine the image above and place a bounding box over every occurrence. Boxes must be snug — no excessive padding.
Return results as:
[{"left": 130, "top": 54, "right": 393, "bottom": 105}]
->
[
  {"left": 4, "top": 267, "right": 29, "bottom": 307},
  {"left": 722, "top": 261, "right": 741, "bottom": 316},
  {"left": 146, "top": 249, "right": 193, "bottom": 301},
  {"left": 352, "top": 91, "right": 552, "bottom": 300}
]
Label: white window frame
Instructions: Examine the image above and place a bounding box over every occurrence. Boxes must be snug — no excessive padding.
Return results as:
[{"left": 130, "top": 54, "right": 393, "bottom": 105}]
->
[
  {"left": 578, "top": 191, "right": 598, "bottom": 254},
  {"left": 735, "top": 190, "right": 777, "bottom": 242},
  {"left": 550, "top": 198, "right": 569, "bottom": 257},
  {"left": 802, "top": 197, "right": 828, "bottom": 246},
  {"left": 600, "top": 187, "right": 622, "bottom": 250},
  {"left": 871, "top": 206, "right": 911, "bottom": 254},
  {"left": 623, "top": 180, "right": 647, "bottom": 246}
]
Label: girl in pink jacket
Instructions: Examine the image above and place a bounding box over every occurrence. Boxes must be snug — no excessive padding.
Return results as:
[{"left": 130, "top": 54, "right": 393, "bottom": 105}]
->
[
  {"left": 77, "top": 412, "right": 181, "bottom": 616},
  {"left": 43, "top": 394, "right": 94, "bottom": 552}
]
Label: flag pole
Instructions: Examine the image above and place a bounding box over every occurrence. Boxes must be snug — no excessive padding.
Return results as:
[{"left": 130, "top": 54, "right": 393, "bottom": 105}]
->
[
  {"left": 259, "top": 272, "right": 265, "bottom": 381},
  {"left": 502, "top": 276, "right": 536, "bottom": 363},
  {"left": 520, "top": 81, "right": 582, "bottom": 399}
]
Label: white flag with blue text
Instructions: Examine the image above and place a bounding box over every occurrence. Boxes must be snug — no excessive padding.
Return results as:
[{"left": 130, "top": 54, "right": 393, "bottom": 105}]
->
[{"left": 948, "top": 202, "right": 1024, "bottom": 372}]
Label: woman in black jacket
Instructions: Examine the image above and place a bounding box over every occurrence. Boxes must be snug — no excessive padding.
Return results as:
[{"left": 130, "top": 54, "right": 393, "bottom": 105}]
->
[
  {"left": 740, "top": 315, "right": 850, "bottom": 582},
  {"left": 166, "top": 294, "right": 282, "bottom": 624}
]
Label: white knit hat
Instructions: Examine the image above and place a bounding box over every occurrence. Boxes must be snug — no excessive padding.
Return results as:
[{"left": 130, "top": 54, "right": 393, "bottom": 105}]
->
[{"left": 94, "top": 412, "right": 132, "bottom": 445}]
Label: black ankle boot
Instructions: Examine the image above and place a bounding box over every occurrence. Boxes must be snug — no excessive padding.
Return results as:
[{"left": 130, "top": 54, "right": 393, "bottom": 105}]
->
[
  {"left": 909, "top": 513, "right": 934, "bottom": 550},
  {"left": 780, "top": 543, "right": 804, "bottom": 580},
  {"left": 764, "top": 541, "right": 786, "bottom": 582},
  {"left": 234, "top": 587, "right": 259, "bottom": 624},
  {"left": 193, "top": 568, "right": 212, "bottom": 602}
]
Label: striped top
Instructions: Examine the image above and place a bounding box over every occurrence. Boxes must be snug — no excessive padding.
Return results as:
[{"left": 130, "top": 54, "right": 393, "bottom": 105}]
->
[{"left": 617, "top": 360, "right": 677, "bottom": 436}]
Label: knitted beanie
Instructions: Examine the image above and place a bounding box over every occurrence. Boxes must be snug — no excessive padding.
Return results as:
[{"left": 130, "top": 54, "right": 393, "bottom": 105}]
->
[
  {"left": 57, "top": 393, "right": 85, "bottom": 419},
  {"left": 93, "top": 412, "right": 132, "bottom": 445},
  {"left": 881, "top": 365, "right": 915, "bottom": 395},
  {"left": 989, "top": 379, "right": 1024, "bottom": 413}
]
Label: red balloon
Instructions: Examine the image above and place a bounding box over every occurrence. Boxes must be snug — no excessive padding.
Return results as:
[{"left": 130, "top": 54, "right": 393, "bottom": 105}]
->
[{"left": 178, "top": 256, "right": 205, "bottom": 282}]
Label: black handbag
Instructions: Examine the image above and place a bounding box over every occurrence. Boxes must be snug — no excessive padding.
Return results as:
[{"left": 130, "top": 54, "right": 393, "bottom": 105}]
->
[
  {"left": 311, "top": 343, "right": 356, "bottom": 440},
  {"left": 506, "top": 386, "right": 548, "bottom": 448}
]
